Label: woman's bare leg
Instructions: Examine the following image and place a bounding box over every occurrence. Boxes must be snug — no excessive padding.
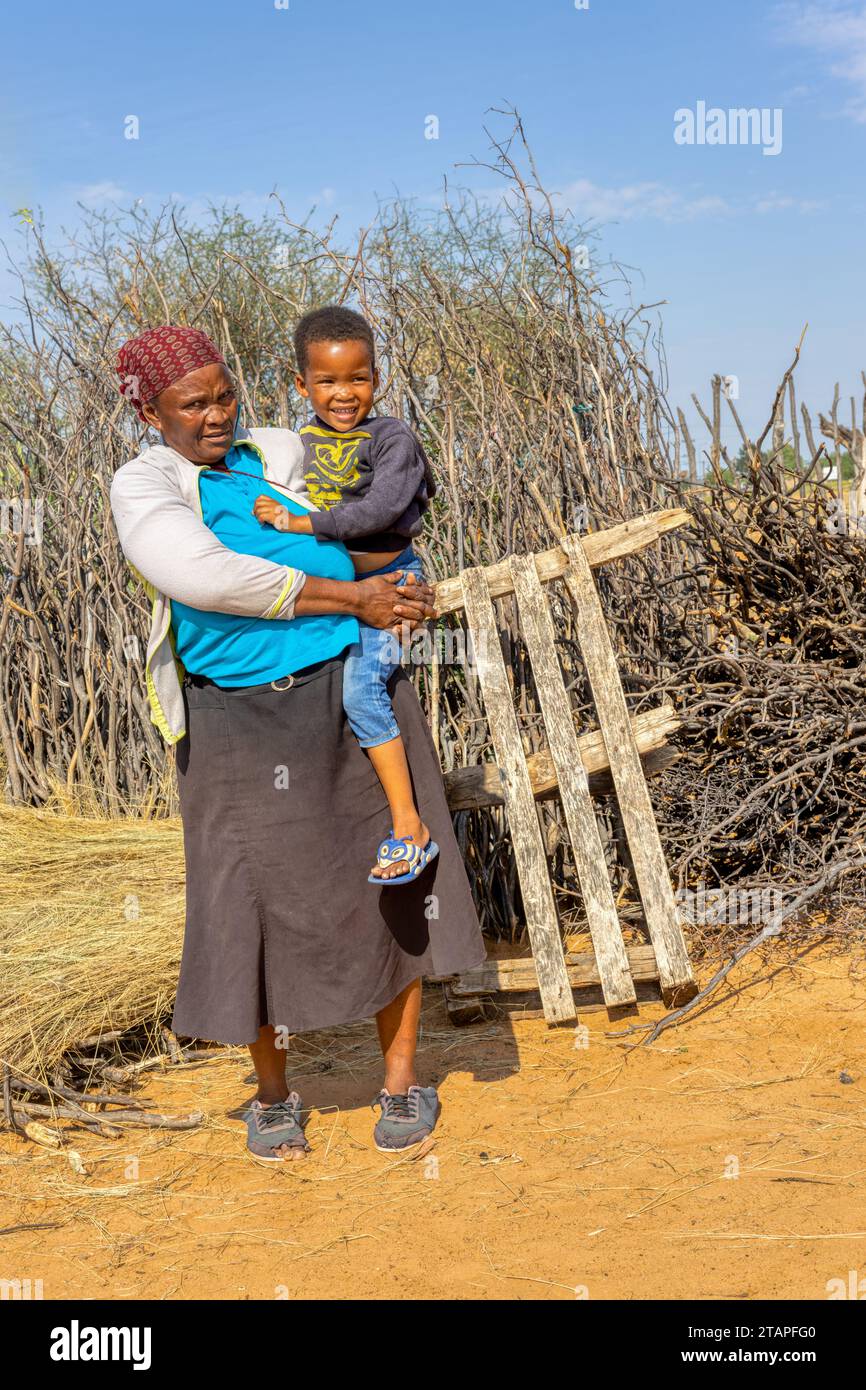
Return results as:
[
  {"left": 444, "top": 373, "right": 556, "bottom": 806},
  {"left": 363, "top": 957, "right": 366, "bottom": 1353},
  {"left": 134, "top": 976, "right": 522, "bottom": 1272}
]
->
[
  {"left": 247, "top": 1024, "right": 307, "bottom": 1160},
  {"left": 246, "top": 984, "right": 421, "bottom": 1157},
  {"left": 375, "top": 977, "right": 422, "bottom": 1092}
]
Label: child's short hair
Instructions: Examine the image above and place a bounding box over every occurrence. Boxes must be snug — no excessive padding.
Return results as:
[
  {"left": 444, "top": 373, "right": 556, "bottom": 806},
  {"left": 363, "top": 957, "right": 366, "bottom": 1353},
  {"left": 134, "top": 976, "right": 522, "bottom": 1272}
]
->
[{"left": 294, "top": 305, "right": 376, "bottom": 375}]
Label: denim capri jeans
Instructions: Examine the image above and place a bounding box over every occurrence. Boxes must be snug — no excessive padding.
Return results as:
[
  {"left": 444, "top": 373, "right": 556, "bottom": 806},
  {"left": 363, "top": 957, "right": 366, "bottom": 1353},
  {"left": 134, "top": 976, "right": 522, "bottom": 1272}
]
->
[{"left": 342, "top": 543, "right": 425, "bottom": 748}]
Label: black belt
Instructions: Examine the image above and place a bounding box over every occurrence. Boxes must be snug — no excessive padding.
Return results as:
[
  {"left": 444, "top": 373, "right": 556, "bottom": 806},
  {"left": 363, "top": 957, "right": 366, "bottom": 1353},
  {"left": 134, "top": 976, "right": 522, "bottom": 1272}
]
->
[{"left": 182, "top": 653, "right": 342, "bottom": 694}]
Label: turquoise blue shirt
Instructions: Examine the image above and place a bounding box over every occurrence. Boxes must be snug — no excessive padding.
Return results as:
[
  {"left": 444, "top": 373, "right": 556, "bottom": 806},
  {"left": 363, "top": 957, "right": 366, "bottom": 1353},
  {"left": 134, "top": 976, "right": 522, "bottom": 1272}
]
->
[{"left": 170, "top": 443, "right": 359, "bottom": 686}]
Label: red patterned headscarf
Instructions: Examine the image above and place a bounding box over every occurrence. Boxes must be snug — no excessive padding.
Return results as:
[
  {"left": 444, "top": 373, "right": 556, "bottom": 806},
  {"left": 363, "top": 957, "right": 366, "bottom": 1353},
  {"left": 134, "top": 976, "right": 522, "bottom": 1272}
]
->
[{"left": 116, "top": 325, "right": 227, "bottom": 421}]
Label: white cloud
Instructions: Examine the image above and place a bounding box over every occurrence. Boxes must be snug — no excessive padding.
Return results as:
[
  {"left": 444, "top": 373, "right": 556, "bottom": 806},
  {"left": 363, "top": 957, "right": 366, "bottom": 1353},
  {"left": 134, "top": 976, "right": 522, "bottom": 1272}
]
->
[
  {"left": 548, "top": 179, "right": 823, "bottom": 225},
  {"left": 546, "top": 179, "right": 731, "bottom": 224},
  {"left": 781, "top": 82, "right": 813, "bottom": 101},
  {"left": 754, "top": 192, "right": 823, "bottom": 213},
  {"left": 776, "top": 2, "right": 866, "bottom": 121},
  {"left": 74, "top": 181, "right": 130, "bottom": 204}
]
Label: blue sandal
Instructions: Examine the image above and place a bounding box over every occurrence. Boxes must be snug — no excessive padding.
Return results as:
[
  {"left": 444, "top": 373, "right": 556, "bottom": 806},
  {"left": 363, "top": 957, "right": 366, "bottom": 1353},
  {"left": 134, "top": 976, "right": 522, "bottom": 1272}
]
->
[{"left": 368, "top": 831, "right": 440, "bottom": 886}]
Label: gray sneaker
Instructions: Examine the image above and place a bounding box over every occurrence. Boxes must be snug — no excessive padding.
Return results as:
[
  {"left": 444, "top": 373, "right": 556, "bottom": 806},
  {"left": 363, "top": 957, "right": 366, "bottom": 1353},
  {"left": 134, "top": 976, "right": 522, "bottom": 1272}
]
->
[
  {"left": 244, "top": 1092, "right": 310, "bottom": 1163},
  {"left": 371, "top": 1085, "right": 441, "bottom": 1152}
]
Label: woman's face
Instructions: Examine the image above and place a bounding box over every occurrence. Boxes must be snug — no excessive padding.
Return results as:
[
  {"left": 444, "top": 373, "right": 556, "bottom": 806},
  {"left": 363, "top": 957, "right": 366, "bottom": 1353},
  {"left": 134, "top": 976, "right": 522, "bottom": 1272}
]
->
[{"left": 141, "top": 363, "right": 238, "bottom": 465}]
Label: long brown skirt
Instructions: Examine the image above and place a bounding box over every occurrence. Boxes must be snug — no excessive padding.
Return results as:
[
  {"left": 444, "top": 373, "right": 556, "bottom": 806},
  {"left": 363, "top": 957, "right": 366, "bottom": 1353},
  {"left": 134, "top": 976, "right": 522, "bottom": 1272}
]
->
[{"left": 171, "top": 653, "right": 487, "bottom": 1045}]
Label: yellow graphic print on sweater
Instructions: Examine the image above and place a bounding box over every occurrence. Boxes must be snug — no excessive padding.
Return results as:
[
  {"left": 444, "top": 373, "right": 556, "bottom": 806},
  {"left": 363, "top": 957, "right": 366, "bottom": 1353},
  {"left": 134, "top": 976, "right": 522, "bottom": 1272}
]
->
[{"left": 299, "top": 424, "right": 372, "bottom": 510}]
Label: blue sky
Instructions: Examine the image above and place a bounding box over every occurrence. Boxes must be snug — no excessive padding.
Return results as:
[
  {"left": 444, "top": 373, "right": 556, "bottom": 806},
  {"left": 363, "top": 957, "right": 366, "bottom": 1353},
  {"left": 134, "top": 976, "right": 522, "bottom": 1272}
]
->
[{"left": 2, "top": 0, "right": 864, "bottom": 460}]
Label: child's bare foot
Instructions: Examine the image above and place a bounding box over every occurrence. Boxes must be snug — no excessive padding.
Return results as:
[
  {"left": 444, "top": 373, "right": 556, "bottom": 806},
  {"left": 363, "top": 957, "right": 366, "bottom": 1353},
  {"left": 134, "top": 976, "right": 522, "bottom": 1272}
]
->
[{"left": 370, "top": 819, "right": 432, "bottom": 881}]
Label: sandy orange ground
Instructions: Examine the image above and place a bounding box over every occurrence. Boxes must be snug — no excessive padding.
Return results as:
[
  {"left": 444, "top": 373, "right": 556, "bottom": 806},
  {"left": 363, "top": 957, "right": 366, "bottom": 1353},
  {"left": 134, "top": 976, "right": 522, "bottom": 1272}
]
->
[{"left": 1, "top": 940, "right": 864, "bottom": 1301}]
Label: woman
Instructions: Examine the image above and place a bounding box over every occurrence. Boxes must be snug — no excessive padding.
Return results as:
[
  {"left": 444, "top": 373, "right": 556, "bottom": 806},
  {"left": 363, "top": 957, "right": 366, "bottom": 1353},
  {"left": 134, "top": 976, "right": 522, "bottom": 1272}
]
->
[{"left": 110, "top": 324, "right": 487, "bottom": 1162}]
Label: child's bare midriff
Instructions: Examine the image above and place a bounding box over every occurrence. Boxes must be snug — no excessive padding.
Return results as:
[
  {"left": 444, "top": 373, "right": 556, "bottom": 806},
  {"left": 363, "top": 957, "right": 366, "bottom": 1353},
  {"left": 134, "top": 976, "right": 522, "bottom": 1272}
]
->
[{"left": 351, "top": 548, "right": 407, "bottom": 575}]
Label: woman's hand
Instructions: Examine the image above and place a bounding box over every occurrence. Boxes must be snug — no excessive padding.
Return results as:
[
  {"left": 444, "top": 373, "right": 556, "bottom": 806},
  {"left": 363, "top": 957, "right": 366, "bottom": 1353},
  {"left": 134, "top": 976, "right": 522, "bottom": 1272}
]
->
[
  {"left": 290, "top": 568, "right": 436, "bottom": 629},
  {"left": 354, "top": 570, "right": 436, "bottom": 633}
]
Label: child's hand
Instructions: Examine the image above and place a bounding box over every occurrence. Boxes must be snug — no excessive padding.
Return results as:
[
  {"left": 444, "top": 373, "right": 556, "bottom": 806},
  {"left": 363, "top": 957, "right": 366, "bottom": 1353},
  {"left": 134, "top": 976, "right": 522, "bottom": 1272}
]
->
[{"left": 253, "top": 495, "right": 292, "bottom": 531}]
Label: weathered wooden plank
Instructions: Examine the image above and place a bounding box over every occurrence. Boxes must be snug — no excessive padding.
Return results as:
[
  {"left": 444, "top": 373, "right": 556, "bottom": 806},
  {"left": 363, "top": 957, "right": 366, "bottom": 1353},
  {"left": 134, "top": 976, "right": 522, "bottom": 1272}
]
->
[
  {"left": 509, "top": 553, "right": 636, "bottom": 1006},
  {"left": 450, "top": 943, "right": 659, "bottom": 997},
  {"left": 442, "top": 979, "right": 662, "bottom": 1026},
  {"left": 559, "top": 533, "right": 696, "bottom": 1003},
  {"left": 434, "top": 508, "right": 691, "bottom": 616},
  {"left": 443, "top": 706, "right": 680, "bottom": 810},
  {"left": 442, "top": 988, "right": 500, "bottom": 1026},
  {"left": 589, "top": 745, "right": 678, "bottom": 799},
  {"left": 460, "top": 565, "right": 576, "bottom": 1024}
]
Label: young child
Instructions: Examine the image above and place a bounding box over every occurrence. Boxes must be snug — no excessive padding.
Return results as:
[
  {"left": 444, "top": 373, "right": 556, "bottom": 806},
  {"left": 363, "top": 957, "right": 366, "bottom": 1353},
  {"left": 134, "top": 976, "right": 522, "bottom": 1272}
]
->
[{"left": 253, "top": 305, "right": 440, "bottom": 887}]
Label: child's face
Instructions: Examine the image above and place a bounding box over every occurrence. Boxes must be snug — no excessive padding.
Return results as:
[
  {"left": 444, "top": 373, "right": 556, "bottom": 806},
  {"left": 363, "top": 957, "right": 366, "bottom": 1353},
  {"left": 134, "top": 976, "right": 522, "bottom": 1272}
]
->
[{"left": 295, "top": 338, "right": 378, "bottom": 431}]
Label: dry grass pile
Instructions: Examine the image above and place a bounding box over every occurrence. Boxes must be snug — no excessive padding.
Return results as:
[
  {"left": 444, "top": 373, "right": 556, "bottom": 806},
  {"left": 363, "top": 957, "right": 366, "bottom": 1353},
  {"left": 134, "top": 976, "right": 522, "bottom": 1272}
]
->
[{"left": 0, "top": 802, "right": 184, "bottom": 1077}]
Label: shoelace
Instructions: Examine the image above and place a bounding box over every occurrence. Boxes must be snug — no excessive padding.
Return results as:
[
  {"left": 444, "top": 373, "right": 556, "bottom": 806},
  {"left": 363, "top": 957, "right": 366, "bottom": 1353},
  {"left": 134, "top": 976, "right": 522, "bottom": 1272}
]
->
[
  {"left": 256, "top": 1098, "right": 301, "bottom": 1132},
  {"left": 379, "top": 1089, "right": 420, "bottom": 1121}
]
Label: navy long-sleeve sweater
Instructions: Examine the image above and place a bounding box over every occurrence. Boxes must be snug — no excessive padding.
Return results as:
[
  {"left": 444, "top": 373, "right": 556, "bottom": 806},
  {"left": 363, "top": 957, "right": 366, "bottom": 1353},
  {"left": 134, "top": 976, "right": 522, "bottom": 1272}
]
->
[{"left": 297, "top": 414, "right": 437, "bottom": 553}]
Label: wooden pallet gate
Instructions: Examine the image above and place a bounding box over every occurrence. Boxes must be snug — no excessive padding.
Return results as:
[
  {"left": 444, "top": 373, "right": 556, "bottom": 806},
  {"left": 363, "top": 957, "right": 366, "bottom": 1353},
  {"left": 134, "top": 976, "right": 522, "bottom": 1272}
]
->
[{"left": 434, "top": 507, "right": 699, "bottom": 1026}]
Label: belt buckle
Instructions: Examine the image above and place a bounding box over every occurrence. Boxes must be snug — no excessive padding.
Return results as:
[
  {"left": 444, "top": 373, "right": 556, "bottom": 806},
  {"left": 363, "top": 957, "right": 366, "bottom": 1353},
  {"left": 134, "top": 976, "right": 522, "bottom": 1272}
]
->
[{"left": 270, "top": 674, "right": 295, "bottom": 691}]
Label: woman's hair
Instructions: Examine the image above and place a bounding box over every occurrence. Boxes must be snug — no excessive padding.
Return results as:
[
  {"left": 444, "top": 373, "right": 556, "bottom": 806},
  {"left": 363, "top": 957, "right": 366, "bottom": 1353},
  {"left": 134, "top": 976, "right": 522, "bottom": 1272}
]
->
[{"left": 293, "top": 305, "right": 375, "bottom": 375}]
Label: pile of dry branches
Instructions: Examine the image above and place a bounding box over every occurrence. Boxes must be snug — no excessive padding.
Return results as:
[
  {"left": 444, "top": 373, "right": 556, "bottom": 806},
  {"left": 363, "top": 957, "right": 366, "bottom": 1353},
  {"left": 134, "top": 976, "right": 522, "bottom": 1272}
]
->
[{"left": 641, "top": 353, "right": 866, "bottom": 932}]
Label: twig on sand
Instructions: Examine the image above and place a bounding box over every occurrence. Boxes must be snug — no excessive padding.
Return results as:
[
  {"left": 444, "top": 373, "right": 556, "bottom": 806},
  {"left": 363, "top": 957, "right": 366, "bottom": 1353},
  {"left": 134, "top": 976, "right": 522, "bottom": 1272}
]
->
[
  {"left": 2, "top": 1063, "right": 22, "bottom": 1136},
  {"left": 10, "top": 1101, "right": 123, "bottom": 1139},
  {"left": 666, "top": 1230, "right": 866, "bottom": 1241},
  {"left": 612, "top": 852, "right": 866, "bottom": 1045},
  {"left": 0, "top": 1222, "right": 61, "bottom": 1237},
  {"left": 480, "top": 1241, "right": 578, "bottom": 1296},
  {"left": 2, "top": 1055, "right": 206, "bottom": 1142},
  {"left": 96, "top": 1049, "right": 222, "bottom": 1084},
  {"left": 7, "top": 1073, "right": 156, "bottom": 1110},
  {"left": 10, "top": 1099, "right": 203, "bottom": 1134}
]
